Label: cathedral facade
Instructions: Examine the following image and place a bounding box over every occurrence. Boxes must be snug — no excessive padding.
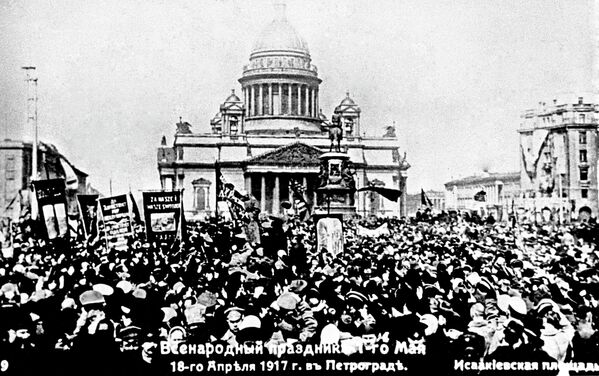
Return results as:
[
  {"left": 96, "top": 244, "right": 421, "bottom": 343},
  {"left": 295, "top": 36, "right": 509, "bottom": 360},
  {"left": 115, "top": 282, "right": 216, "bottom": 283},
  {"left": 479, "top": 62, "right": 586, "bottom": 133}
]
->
[{"left": 157, "top": 5, "right": 409, "bottom": 219}]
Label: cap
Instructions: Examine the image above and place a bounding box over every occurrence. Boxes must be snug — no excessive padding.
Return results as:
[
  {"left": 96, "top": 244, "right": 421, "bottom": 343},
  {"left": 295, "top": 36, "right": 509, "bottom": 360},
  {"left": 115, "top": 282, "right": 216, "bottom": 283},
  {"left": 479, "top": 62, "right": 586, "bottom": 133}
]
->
[
  {"left": 93, "top": 283, "right": 114, "bottom": 296},
  {"left": 79, "top": 290, "right": 105, "bottom": 306},
  {"left": 132, "top": 288, "right": 147, "bottom": 300},
  {"left": 238, "top": 315, "right": 261, "bottom": 330},
  {"left": 116, "top": 281, "right": 133, "bottom": 294},
  {"left": 224, "top": 307, "right": 244, "bottom": 321},
  {"left": 288, "top": 279, "right": 308, "bottom": 294},
  {"left": 184, "top": 304, "right": 206, "bottom": 325},
  {"left": 277, "top": 293, "right": 298, "bottom": 310},
  {"left": 119, "top": 325, "right": 142, "bottom": 339}
]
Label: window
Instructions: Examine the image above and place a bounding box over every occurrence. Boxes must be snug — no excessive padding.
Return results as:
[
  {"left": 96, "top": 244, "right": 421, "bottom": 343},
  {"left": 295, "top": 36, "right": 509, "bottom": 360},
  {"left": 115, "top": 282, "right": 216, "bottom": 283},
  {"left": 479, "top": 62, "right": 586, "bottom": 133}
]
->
[
  {"left": 580, "top": 167, "right": 589, "bottom": 181},
  {"left": 579, "top": 114, "right": 586, "bottom": 123},
  {"left": 192, "top": 178, "right": 211, "bottom": 211},
  {"left": 177, "top": 147, "right": 184, "bottom": 160},
  {"left": 579, "top": 131, "right": 587, "bottom": 144},
  {"left": 581, "top": 189, "right": 588, "bottom": 199},
  {"left": 580, "top": 150, "right": 587, "bottom": 163}
]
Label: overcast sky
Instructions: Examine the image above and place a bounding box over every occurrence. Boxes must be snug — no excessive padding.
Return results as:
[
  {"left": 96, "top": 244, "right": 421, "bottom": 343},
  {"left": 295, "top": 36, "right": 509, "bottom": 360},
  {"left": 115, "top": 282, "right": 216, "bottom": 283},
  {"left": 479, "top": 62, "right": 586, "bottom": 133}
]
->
[{"left": 1, "top": 0, "right": 596, "bottom": 195}]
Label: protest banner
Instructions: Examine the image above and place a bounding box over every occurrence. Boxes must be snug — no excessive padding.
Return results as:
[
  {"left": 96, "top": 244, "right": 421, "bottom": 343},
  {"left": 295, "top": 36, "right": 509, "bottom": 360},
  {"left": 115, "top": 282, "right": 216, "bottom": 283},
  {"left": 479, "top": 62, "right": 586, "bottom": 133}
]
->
[
  {"left": 32, "top": 179, "right": 69, "bottom": 241},
  {"left": 314, "top": 214, "right": 344, "bottom": 256},
  {"left": 76, "top": 194, "right": 99, "bottom": 238},
  {"left": 98, "top": 194, "right": 132, "bottom": 250},
  {"left": 356, "top": 222, "right": 389, "bottom": 238},
  {"left": 142, "top": 190, "right": 184, "bottom": 244}
]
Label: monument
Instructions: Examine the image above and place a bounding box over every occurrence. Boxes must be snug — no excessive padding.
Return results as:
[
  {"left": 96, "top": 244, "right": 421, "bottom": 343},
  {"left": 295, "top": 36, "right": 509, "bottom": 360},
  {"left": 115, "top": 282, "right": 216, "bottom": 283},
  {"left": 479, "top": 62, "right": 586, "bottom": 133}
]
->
[{"left": 315, "top": 115, "right": 357, "bottom": 218}]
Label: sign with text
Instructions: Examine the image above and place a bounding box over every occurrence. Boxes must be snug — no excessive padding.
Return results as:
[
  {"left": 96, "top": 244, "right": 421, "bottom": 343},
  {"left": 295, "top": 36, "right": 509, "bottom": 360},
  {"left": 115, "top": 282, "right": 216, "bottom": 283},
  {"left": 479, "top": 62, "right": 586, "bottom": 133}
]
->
[
  {"left": 98, "top": 194, "right": 132, "bottom": 250},
  {"left": 142, "top": 190, "right": 184, "bottom": 244},
  {"left": 32, "top": 179, "right": 69, "bottom": 241}
]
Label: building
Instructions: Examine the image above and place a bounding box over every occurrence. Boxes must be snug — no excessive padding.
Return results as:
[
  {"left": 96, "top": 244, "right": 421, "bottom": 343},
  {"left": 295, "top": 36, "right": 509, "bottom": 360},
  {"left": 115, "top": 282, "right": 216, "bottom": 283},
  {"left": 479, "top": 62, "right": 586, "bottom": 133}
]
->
[
  {"left": 519, "top": 95, "right": 599, "bottom": 222},
  {"left": 0, "top": 139, "right": 89, "bottom": 221},
  {"left": 444, "top": 171, "right": 520, "bottom": 221},
  {"left": 405, "top": 190, "right": 445, "bottom": 217},
  {"left": 157, "top": 5, "right": 409, "bottom": 219}
]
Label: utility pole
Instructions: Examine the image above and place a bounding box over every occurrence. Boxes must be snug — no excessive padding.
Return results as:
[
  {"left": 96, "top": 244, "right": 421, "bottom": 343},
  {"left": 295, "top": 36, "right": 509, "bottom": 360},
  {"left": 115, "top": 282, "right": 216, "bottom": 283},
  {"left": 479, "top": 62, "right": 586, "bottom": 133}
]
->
[{"left": 22, "top": 66, "right": 38, "bottom": 183}]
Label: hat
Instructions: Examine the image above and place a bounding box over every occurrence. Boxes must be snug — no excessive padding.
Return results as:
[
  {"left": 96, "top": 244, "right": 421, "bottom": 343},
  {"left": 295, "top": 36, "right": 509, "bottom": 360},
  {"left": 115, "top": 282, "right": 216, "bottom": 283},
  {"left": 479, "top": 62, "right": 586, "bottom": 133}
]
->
[
  {"left": 508, "top": 296, "right": 527, "bottom": 316},
  {"left": 197, "top": 291, "right": 217, "bottom": 307},
  {"left": 281, "top": 201, "right": 292, "bottom": 210},
  {"left": 30, "top": 289, "right": 52, "bottom": 302},
  {"left": 79, "top": 290, "right": 105, "bottom": 306},
  {"left": 345, "top": 291, "right": 368, "bottom": 306},
  {"left": 132, "top": 288, "right": 147, "bottom": 300},
  {"left": 420, "top": 314, "right": 439, "bottom": 336},
  {"left": 1, "top": 283, "right": 17, "bottom": 295},
  {"left": 161, "top": 307, "right": 177, "bottom": 323},
  {"left": 173, "top": 282, "right": 186, "bottom": 295},
  {"left": 184, "top": 304, "right": 206, "bottom": 325},
  {"left": 497, "top": 294, "right": 511, "bottom": 313},
  {"left": 320, "top": 323, "right": 341, "bottom": 344},
  {"left": 93, "top": 283, "right": 114, "bottom": 297},
  {"left": 238, "top": 315, "right": 261, "bottom": 330},
  {"left": 119, "top": 325, "right": 142, "bottom": 339},
  {"left": 288, "top": 279, "right": 308, "bottom": 294},
  {"left": 116, "top": 281, "right": 133, "bottom": 294},
  {"left": 224, "top": 307, "right": 244, "bottom": 321},
  {"left": 277, "top": 293, "right": 298, "bottom": 310}
]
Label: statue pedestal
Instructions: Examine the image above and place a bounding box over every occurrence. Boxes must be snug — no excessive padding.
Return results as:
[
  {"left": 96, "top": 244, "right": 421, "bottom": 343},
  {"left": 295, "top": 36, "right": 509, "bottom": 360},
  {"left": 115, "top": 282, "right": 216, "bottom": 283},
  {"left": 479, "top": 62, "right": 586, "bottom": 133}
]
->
[{"left": 315, "top": 152, "right": 357, "bottom": 219}]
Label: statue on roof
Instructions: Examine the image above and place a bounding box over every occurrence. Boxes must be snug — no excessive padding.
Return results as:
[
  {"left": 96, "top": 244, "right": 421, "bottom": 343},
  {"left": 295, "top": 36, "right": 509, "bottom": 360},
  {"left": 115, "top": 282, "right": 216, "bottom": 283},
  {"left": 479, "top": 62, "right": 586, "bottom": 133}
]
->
[
  {"left": 176, "top": 117, "right": 192, "bottom": 134},
  {"left": 383, "top": 124, "right": 396, "bottom": 137},
  {"left": 328, "top": 114, "right": 343, "bottom": 152}
]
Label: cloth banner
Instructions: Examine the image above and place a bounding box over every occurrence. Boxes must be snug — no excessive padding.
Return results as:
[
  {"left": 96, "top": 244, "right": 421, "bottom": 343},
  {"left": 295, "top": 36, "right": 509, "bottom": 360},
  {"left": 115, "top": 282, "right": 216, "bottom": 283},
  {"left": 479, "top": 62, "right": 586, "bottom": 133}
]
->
[
  {"left": 32, "top": 179, "right": 69, "bottom": 241},
  {"left": 142, "top": 190, "right": 184, "bottom": 244},
  {"left": 356, "top": 222, "right": 389, "bottom": 238},
  {"left": 98, "top": 194, "right": 132, "bottom": 250},
  {"left": 316, "top": 216, "right": 344, "bottom": 256},
  {"left": 77, "top": 194, "right": 99, "bottom": 238}
]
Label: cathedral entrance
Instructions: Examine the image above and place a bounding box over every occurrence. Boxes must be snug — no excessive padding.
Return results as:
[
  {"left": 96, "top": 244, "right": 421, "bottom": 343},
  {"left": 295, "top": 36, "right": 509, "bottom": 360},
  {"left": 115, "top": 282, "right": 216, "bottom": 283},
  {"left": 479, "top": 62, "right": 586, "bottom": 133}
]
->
[{"left": 247, "top": 173, "right": 319, "bottom": 214}]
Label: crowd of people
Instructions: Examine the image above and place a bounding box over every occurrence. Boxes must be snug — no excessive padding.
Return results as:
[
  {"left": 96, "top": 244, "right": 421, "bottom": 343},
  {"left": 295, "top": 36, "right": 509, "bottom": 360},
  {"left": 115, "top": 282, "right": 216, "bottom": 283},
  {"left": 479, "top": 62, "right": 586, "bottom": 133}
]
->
[{"left": 0, "top": 206, "right": 598, "bottom": 375}]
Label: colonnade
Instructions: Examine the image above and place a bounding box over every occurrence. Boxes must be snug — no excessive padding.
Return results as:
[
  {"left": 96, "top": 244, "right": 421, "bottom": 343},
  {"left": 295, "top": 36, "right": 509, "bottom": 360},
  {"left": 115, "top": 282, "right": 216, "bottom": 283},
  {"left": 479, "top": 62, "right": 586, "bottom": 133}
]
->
[{"left": 243, "top": 83, "right": 318, "bottom": 117}]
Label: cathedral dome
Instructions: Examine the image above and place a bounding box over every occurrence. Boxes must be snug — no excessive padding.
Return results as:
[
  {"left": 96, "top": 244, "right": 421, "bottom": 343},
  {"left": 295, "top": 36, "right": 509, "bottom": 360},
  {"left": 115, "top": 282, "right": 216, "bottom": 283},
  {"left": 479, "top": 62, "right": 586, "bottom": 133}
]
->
[{"left": 250, "top": 4, "right": 309, "bottom": 58}]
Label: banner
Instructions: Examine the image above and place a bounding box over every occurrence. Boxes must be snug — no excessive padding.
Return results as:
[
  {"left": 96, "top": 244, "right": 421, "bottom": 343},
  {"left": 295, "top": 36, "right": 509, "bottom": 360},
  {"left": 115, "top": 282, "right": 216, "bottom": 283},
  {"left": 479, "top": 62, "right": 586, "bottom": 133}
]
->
[
  {"left": 315, "top": 215, "right": 344, "bottom": 256},
  {"left": 77, "top": 194, "right": 99, "bottom": 238},
  {"left": 98, "top": 194, "right": 132, "bottom": 250},
  {"left": 32, "top": 179, "right": 69, "bottom": 241},
  {"left": 142, "top": 190, "right": 184, "bottom": 244},
  {"left": 356, "top": 222, "right": 389, "bottom": 238}
]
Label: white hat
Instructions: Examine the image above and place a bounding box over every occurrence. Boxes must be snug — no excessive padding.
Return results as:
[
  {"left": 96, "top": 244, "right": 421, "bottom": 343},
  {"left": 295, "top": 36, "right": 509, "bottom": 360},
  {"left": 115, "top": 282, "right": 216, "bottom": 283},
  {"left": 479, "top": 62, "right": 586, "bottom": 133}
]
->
[
  {"left": 93, "top": 283, "right": 114, "bottom": 297},
  {"left": 320, "top": 323, "right": 341, "bottom": 344}
]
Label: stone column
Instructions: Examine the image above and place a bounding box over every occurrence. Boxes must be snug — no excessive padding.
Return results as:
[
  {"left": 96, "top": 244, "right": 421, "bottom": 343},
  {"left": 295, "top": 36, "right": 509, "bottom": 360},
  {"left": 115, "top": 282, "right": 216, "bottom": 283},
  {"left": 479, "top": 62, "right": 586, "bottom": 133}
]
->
[
  {"left": 245, "top": 175, "right": 251, "bottom": 193},
  {"left": 249, "top": 85, "right": 254, "bottom": 116},
  {"left": 297, "top": 84, "right": 301, "bottom": 115},
  {"left": 304, "top": 85, "right": 309, "bottom": 115},
  {"left": 273, "top": 175, "right": 280, "bottom": 214},
  {"left": 314, "top": 89, "right": 319, "bottom": 115},
  {"left": 268, "top": 84, "right": 273, "bottom": 115},
  {"left": 260, "top": 175, "right": 266, "bottom": 212},
  {"left": 258, "top": 84, "right": 263, "bottom": 116},
  {"left": 278, "top": 83, "right": 282, "bottom": 115},
  {"left": 287, "top": 84, "right": 292, "bottom": 115}
]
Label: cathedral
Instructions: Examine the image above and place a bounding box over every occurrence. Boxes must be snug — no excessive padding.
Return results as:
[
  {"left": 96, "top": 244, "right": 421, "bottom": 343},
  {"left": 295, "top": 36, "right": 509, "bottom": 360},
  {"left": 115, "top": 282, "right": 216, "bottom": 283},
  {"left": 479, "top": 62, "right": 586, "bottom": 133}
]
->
[{"left": 157, "top": 4, "right": 409, "bottom": 219}]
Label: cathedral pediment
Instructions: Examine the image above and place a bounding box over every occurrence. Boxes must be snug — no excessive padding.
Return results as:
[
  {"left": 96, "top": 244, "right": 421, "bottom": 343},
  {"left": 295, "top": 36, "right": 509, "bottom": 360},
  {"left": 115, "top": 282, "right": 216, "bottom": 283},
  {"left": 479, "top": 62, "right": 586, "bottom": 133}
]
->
[{"left": 245, "top": 142, "right": 322, "bottom": 166}]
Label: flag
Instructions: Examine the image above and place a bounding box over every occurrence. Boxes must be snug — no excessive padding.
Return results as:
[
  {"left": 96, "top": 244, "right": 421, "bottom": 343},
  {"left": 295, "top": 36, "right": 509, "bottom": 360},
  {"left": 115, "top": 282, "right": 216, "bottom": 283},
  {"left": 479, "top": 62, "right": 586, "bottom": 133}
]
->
[
  {"left": 420, "top": 189, "right": 433, "bottom": 207},
  {"left": 129, "top": 191, "right": 142, "bottom": 225},
  {"left": 60, "top": 158, "right": 79, "bottom": 191},
  {"left": 32, "top": 179, "right": 70, "bottom": 241},
  {"left": 358, "top": 186, "right": 402, "bottom": 202},
  {"left": 474, "top": 190, "right": 487, "bottom": 202},
  {"left": 289, "top": 179, "right": 310, "bottom": 221},
  {"left": 76, "top": 194, "right": 99, "bottom": 239}
]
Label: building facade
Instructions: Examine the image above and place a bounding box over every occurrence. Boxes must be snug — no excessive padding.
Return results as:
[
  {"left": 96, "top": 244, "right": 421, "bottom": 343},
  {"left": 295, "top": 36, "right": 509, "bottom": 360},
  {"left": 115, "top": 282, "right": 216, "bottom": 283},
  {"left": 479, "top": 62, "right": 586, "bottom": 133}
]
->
[
  {"left": 444, "top": 172, "right": 520, "bottom": 221},
  {"left": 0, "top": 139, "right": 89, "bottom": 221},
  {"left": 405, "top": 190, "right": 445, "bottom": 217},
  {"left": 519, "top": 95, "right": 599, "bottom": 222},
  {"left": 157, "top": 5, "right": 409, "bottom": 219}
]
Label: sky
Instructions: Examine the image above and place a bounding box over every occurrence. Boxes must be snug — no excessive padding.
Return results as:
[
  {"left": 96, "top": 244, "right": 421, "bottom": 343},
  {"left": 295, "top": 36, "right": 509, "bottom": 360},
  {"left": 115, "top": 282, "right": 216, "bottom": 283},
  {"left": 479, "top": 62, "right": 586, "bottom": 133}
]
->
[{"left": 0, "top": 0, "right": 596, "bottom": 195}]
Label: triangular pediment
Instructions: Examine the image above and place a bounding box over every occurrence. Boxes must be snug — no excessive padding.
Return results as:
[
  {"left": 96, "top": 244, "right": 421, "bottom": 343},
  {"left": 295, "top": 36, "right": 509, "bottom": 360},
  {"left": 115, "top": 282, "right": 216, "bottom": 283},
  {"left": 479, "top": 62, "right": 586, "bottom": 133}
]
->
[{"left": 245, "top": 142, "right": 322, "bottom": 166}]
